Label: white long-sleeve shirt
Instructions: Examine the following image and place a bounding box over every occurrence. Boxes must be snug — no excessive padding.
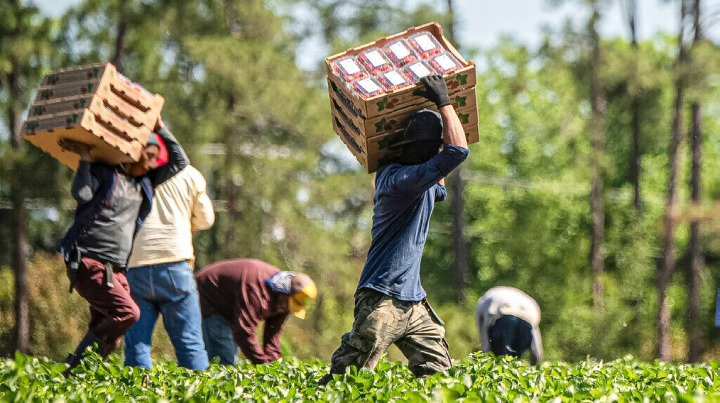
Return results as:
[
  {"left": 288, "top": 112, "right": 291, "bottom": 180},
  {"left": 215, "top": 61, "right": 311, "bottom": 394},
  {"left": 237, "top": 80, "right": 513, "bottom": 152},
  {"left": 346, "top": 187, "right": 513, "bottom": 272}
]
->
[
  {"left": 128, "top": 165, "right": 214, "bottom": 268},
  {"left": 475, "top": 286, "right": 543, "bottom": 364}
]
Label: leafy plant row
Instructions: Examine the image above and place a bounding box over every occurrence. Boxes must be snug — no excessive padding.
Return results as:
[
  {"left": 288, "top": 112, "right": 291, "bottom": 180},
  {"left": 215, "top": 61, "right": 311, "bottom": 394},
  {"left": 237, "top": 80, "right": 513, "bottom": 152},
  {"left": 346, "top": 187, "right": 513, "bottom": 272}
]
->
[{"left": 1, "top": 352, "right": 719, "bottom": 402}]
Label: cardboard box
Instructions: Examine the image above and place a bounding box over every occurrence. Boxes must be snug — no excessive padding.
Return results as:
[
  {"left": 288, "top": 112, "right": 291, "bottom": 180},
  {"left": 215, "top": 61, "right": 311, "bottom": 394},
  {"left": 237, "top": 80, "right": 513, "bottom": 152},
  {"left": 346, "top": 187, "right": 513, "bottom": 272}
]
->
[
  {"left": 29, "top": 90, "right": 157, "bottom": 128},
  {"left": 328, "top": 81, "right": 477, "bottom": 138},
  {"left": 331, "top": 102, "right": 478, "bottom": 154},
  {"left": 21, "top": 109, "right": 144, "bottom": 170},
  {"left": 326, "top": 22, "right": 479, "bottom": 172},
  {"left": 36, "top": 63, "right": 164, "bottom": 115},
  {"left": 22, "top": 62, "right": 163, "bottom": 169},
  {"left": 325, "top": 22, "right": 476, "bottom": 119},
  {"left": 332, "top": 110, "right": 479, "bottom": 173}
]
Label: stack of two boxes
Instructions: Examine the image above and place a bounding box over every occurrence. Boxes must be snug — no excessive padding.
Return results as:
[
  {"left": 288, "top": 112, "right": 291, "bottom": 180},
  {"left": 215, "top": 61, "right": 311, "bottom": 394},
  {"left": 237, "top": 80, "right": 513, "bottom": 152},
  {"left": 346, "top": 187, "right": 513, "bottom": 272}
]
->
[
  {"left": 21, "top": 63, "right": 164, "bottom": 170},
  {"left": 326, "top": 22, "right": 479, "bottom": 173}
]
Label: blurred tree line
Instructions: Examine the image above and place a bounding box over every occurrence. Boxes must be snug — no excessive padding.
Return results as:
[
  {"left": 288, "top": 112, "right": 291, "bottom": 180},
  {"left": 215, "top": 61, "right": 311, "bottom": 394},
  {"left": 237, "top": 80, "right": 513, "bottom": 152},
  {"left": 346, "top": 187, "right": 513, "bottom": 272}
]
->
[{"left": 1, "top": 0, "right": 720, "bottom": 364}]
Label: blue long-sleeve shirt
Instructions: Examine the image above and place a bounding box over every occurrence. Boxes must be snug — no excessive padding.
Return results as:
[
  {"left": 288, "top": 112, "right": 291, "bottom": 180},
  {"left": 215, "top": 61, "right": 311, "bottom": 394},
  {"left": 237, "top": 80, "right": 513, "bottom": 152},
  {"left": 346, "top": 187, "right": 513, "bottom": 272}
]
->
[{"left": 356, "top": 144, "right": 470, "bottom": 301}]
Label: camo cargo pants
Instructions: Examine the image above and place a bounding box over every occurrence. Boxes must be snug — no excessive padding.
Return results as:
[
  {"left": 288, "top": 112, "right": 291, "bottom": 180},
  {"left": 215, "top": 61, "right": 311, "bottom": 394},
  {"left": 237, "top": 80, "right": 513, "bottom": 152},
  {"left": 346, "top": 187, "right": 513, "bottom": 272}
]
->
[{"left": 327, "top": 288, "right": 452, "bottom": 378}]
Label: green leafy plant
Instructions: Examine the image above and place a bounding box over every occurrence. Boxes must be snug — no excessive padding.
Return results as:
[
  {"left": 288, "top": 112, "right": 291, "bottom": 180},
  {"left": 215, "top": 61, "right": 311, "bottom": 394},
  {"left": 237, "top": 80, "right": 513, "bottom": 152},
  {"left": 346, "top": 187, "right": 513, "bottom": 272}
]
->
[{"left": 1, "top": 353, "right": 718, "bottom": 402}]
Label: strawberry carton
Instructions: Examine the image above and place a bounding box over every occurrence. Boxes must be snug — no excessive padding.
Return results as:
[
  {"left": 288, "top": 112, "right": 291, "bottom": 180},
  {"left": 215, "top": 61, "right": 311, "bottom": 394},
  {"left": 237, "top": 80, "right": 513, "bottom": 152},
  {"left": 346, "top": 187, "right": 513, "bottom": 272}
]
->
[
  {"left": 326, "top": 22, "right": 478, "bottom": 172},
  {"left": 429, "top": 52, "right": 462, "bottom": 75},
  {"left": 331, "top": 56, "right": 368, "bottom": 82},
  {"left": 376, "top": 70, "right": 413, "bottom": 91},
  {"left": 326, "top": 22, "right": 476, "bottom": 119},
  {"left": 357, "top": 48, "right": 393, "bottom": 75},
  {"left": 352, "top": 77, "right": 386, "bottom": 99},
  {"left": 403, "top": 61, "right": 435, "bottom": 82},
  {"left": 384, "top": 39, "right": 418, "bottom": 67},
  {"left": 407, "top": 32, "right": 443, "bottom": 59}
]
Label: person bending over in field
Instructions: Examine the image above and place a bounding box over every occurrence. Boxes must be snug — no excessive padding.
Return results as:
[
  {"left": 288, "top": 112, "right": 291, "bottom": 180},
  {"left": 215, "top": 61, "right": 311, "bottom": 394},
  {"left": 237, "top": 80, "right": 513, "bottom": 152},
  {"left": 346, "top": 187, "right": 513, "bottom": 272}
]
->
[
  {"left": 319, "top": 75, "right": 470, "bottom": 385},
  {"left": 475, "top": 286, "right": 543, "bottom": 365},
  {"left": 194, "top": 259, "right": 317, "bottom": 365},
  {"left": 58, "top": 117, "right": 189, "bottom": 376}
]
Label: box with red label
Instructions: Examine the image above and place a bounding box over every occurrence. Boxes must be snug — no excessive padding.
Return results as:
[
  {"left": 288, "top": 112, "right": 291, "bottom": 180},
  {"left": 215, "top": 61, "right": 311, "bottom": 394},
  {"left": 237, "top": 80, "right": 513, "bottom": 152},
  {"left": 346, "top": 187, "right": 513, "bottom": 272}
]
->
[
  {"left": 328, "top": 80, "right": 477, "bottom": 139},
  {"left": 21, "top": 62, "right": 163, "bottom": 169},
  {"left": 332, "top": 110, "right": 479, "bottom": 173},
  {"left": 326, "top": 22, "right": 476, "bottom": 119}
]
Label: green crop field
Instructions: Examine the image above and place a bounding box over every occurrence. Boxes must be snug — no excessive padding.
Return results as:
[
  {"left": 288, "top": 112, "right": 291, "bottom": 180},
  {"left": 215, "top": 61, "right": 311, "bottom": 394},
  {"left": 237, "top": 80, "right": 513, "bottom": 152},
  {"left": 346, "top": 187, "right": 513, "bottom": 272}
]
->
[{"left": 1, "top": 353, "right": 719, "bottom": 402}]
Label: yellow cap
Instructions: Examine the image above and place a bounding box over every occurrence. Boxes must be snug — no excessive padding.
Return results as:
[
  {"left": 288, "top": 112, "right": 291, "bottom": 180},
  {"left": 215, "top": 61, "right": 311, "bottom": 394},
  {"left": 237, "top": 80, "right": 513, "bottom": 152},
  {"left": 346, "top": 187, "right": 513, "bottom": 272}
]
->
[{"left": 288, "top": 279, "right": 317, "bottom": 319}]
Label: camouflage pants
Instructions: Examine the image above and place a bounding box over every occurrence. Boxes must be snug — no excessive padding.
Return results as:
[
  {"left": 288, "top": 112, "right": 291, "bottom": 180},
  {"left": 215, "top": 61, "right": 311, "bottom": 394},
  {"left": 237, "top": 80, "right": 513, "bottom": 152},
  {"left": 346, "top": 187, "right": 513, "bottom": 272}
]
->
[{"left": 328, "top": 288, "right": 451, "bottom": 378}]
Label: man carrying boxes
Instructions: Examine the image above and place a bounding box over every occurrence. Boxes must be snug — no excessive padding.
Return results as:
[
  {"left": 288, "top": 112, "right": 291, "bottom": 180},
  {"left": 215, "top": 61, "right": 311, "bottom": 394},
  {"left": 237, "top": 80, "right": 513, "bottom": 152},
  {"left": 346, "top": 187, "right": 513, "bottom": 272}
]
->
[
  {"left": 25, "top": 63, "right": 191, "bottom": 376},
  {"left": 58, "top": 115, "right": 190, "bottom": 376},
  {"left": 319, "top": 75, "right": 469, "bottom": 384}
]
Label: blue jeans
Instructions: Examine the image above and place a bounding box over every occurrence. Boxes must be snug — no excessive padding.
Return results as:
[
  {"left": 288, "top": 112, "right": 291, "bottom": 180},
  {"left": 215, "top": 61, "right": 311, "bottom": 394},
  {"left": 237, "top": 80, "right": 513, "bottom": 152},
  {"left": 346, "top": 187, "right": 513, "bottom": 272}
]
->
[
  {"left": 124, "top": 261, "right": 209, "bottom": 370},
  {"left": 202, "top": 314, "right": 238, "bottom": 365}
]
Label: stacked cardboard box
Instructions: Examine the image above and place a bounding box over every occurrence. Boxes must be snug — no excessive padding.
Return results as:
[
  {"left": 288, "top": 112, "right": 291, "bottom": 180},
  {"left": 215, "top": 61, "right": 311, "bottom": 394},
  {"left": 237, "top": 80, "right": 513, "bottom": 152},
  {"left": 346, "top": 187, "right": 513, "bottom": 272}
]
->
[
  {"left": 326, "top": 22, "right": 478, "bottom": 173},
  {"left": 21, "top": 63, "right": 164, "bottom": 170}
]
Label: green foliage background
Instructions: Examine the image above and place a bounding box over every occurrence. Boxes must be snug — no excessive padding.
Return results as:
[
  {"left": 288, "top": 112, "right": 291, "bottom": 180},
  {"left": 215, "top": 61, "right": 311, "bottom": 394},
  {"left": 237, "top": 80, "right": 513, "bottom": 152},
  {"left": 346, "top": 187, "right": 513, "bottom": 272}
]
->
[{"left": 1, "top": 0, "right": 720, "bottom": 369}]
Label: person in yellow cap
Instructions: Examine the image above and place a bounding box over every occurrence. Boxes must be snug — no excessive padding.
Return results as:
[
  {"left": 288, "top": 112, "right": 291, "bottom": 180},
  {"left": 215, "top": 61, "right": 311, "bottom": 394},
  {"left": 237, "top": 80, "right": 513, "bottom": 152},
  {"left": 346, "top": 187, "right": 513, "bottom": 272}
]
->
[{"left": 194, "top": 258, "right": 316, "bottom": 365}]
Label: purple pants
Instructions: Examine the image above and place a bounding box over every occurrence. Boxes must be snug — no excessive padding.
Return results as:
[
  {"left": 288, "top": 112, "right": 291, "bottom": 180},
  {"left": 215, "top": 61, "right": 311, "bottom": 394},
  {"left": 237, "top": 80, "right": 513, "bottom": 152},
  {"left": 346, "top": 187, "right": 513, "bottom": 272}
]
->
[{"left": 72, "top": 257, "right": 140, "bottom": 353}]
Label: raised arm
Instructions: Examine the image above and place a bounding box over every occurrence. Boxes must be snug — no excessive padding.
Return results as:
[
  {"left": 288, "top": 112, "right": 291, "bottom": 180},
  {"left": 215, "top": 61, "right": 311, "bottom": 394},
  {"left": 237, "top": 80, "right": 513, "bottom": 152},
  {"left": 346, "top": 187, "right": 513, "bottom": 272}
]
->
[
  {"left": 149, "top": 117, "right": 189, "bottom": 187},
  {"left": 60, "top": 139, "right": 99, "bottom": 204}
]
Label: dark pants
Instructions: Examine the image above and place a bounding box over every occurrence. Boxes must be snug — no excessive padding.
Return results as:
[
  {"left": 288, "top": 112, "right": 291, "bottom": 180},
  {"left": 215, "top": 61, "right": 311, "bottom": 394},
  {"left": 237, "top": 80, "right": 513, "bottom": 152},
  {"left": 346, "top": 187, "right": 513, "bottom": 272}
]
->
[
  {"left": 72, "top": 256, "right": 140, "bottom": 353},
  {"left": 488, "top": 315, "right": 532, "bottom": 358}
]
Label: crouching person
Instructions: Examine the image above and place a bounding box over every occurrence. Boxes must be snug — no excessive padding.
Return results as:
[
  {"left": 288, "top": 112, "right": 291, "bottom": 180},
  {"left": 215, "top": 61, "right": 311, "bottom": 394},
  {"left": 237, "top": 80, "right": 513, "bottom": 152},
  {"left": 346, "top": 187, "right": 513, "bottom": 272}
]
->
[
  {"left": 195, "top": 259, "right": 317, "bottom": 365},
  {"left": 475, "top": 286, "right": 543, "bottom": 364},
  {"left": 58, "top": 117, "right": 189, "bottom": 375}
]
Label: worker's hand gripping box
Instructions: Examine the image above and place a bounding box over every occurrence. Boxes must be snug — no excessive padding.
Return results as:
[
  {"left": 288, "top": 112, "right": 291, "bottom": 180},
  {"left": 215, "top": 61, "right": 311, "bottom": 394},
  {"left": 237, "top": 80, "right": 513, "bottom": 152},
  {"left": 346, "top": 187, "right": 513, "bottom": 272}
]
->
[
  {"left": 325, "top": 22, "right": 479, "bottom": 172},
  {"left": 21, "top": 62, "right": 164, "bottom": 170}
]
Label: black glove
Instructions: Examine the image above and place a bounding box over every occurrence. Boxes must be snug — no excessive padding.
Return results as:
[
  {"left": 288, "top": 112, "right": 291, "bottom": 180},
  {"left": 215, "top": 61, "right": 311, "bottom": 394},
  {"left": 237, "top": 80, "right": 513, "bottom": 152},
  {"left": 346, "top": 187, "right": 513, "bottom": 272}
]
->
[{"left": 413, "top": 75, "right": 452, "bottom": 108}]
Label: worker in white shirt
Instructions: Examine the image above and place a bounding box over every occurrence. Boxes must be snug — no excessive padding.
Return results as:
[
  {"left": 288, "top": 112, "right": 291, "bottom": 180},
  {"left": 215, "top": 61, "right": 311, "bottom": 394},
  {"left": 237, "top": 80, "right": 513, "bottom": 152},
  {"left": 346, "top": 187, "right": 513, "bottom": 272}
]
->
[
  {"left": 475, "top": 286, "right": 543, "bottom": 365},
  {"left": 123, "top": 136, "right": 215, "bottom": 370}
]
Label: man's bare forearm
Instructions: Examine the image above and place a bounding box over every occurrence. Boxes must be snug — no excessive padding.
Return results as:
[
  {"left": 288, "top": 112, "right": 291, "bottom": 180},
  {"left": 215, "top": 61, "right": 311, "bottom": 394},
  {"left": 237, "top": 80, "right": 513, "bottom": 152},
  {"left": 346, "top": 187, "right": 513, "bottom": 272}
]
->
[{"left": 439, "top": 105, "right": 467, "bottom": 149}]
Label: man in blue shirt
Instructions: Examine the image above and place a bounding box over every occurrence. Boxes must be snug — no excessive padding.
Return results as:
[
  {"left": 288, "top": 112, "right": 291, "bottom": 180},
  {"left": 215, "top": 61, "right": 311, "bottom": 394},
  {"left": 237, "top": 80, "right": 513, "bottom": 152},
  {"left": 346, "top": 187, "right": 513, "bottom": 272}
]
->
[{"left": 320, "top": 75, "right": 469, "bottom": 385}]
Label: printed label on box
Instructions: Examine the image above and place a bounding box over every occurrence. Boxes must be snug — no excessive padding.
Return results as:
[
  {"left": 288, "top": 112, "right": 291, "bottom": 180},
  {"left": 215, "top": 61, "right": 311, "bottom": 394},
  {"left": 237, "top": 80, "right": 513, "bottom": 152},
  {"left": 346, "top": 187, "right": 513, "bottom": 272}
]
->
[
  {"left": 435, "top": 54, "right": 456, "bottom": 70},
  {"left": 340, "top": 59, "right": 361, "bottom": 75},
  {"left": 357, "top": 78, "right": 381, "bottom": 93},
  {"left": 409, "top": 63, "right": 432, "bottom": 78},
  {"left": 389, "top": 42, "right": 411, "bottom": 59},
  {"left": 366, "top": 51, "right": 386, "bottom": 67},
  {"left": 415, "top": 34, "right": 437, "bottom": 51},
  {"left": 384, "top": 71, "right": 407, "bottom": 86}
]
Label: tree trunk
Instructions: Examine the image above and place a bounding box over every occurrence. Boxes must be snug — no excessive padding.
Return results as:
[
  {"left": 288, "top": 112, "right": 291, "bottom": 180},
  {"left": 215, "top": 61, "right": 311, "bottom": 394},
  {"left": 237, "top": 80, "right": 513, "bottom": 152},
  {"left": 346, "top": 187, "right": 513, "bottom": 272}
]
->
[
  {"left": 687, "top": 102, "right": 703, "bottom": 362},
  {"left": 589, "top": 0, "right": 606, "bottom": 311},
  {"left": 7, "top": 60, "right": 30, "bottom": 353},
  {"left": 658, "top": 0, "right": 687, "bottom": 361},
  {"left": 11, "top": 190, "right": 29, "bottom": 354},
  {"left": 450, "top": 170, "right": 470, "bottom": 300},
  {"left": 687, "top": 0, "right": 703, "bottom": 363},
  {"left": 224, "top": 93, "right": 238, "bottom": 255},
  {"left": 626, "top": 0, "right": 642, "bottom": 213},
  {"left": 445, "top": 0, "right": 455, "bottom": 42},
  {"left": 110, "top": 2, "right": 127, "bottom": 73},
  {"left": 445, "top": 0, "right": 469, "bottom": 301}
]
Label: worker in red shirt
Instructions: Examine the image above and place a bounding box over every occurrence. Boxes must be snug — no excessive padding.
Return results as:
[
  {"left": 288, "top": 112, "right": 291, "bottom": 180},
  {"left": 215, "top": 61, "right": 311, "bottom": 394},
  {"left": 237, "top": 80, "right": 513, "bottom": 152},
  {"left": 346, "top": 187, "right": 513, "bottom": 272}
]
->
[{"left": 195, "top": 258, "right": 317, "bottom": 365}]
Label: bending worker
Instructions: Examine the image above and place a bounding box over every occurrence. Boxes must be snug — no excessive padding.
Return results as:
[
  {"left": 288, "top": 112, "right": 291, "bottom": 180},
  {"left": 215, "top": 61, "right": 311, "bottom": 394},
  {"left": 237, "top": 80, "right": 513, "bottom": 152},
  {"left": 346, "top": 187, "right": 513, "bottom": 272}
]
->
[
  {"left": 320, "top": 75, "right": 470, "bottom": 384},
  {"left": 475, "top": 286, "right": 543, "bottom": 365},
  {"left": 195, "top": 258, "right": 317, "bottom": 365}
]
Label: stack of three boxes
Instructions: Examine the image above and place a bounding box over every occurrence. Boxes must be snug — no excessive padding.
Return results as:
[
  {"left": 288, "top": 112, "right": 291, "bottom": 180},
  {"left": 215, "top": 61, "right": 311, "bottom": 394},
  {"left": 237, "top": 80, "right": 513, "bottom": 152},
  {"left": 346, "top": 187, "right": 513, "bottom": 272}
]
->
[
  {"left": 21, "top": 62, "right": 164, "bottom": 170},
  {"left": 326, "top": 22, "right": 479, "bottom": 173}
]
